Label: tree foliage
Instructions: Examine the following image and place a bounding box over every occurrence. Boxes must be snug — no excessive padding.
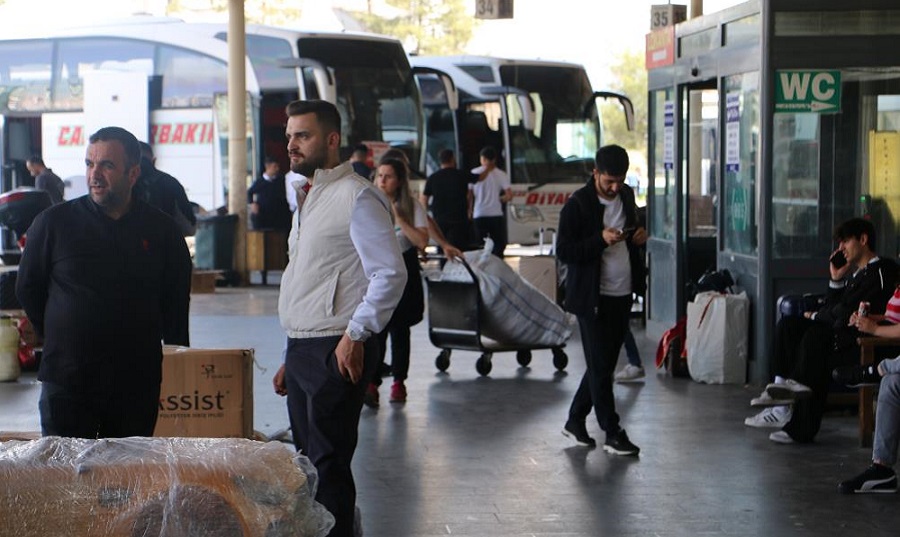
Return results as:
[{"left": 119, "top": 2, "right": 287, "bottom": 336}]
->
[
  {"left": 166, "top": 0, "right": 302, "bottom": 26},
  {"left": 351, "top": 0, "right": 475, "bottom": 55},
  {"left": 599, "top": 49, "right": 648, "bottom": 163}
]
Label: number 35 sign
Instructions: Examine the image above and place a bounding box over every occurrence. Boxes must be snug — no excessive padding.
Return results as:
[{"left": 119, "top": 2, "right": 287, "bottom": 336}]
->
[{"left": 475, "top": 0, "right": 514, "bottom": 20}]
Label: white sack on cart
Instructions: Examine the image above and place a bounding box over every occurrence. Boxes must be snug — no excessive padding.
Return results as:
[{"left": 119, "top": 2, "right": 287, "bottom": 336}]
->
[{"left": 441, "top": 239, "right": 574, "bottom": 347}]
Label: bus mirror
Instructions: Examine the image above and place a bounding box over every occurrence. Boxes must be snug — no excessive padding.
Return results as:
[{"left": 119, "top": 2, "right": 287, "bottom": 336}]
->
[
  {"left": 440, "top": 74, "right": 459, "bottom": 111},
  {"left": 412, "top": 67, "right": 458, "bottom": 111},
  {"left": 311, "top": 65, "right": 336, "bottom": 104},
  {"left": 518, "top": 94, "right": 536, "bottom": 131},
  {"left": 591, "top": 91, "right": 635, "bottom": 131}
]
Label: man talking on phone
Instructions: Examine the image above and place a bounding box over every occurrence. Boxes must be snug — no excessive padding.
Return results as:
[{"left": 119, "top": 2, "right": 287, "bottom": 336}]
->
[
  {"left": 557, "top": 144, "right": 646, "bottom": 455},
  {"left": 744, "top": 218, "right": 898, "bottom": 444}
]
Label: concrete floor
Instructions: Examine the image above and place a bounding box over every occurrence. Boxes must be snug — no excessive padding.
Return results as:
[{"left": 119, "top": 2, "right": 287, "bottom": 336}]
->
[{"left": 1, "top": 282, "right": 896, "bottom": 536}]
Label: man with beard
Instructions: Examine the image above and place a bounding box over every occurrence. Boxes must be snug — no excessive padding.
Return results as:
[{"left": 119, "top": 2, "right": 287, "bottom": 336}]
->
[
  {"left": 16, "top": 126, "right": 192, "bottom": 438},
  {"left": 558, "top": 144, "right": 645, "bottom": 456},
  {"left": 271, "top": 100, "right": 406, "bottom": 537}
]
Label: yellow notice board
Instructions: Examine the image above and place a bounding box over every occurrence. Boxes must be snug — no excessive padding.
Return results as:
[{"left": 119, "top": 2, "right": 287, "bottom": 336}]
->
[{"left": 868, "top": 131, "right": 900, "bottom": 225}]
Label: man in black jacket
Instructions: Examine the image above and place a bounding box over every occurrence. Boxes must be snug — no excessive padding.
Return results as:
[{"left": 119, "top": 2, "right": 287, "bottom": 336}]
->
[
  {"left": 746, "top": 217, "right": 899, "bottom": 444},
  {"left": 247, "top": 156, "right": 292, "bottom": 231},
  {"left": 136, "top": 142, "right": 197, "bottom": 236},
  {"left": 16, "top": 126, "right": 192, "bottom": 439},
  {"left": 557, "top": 144, "right": 645, "bottom": 456}
]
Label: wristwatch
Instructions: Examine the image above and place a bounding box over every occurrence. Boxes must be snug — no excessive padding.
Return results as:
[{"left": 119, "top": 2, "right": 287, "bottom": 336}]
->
[{"left": 345, "top": 325, "right": 370, "bottom": 342}]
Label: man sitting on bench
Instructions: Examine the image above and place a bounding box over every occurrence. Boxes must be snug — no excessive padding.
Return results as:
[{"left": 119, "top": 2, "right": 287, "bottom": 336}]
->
[
  {"left": 744, "top": 218, "right": 898, "bottom": 444},
  {"left": 832, "top": 286, "right": 900, "bottom": 493}
]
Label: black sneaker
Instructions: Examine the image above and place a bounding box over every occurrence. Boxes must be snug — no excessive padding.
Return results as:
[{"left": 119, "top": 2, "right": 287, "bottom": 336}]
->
[
  {"left": 562, "top": 421, "right": 596, "bottom": 448},
  {"left": 832, "top": 364, "right": 880, "bottom": 388},
  {"left": 838, "top": 464, "right": 897, "bottom": 494},
  {"left": 603, "top": 429, "right": 640, "bottom": 456}
]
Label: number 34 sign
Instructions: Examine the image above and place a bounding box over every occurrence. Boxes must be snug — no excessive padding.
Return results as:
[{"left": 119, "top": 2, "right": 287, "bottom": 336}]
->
[{"left": 475, "top": 0, "right": 514, "bottom": 20}]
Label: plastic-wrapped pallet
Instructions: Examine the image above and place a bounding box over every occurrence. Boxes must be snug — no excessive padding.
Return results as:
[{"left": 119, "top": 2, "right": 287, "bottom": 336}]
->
[
  {"left": 442, "top": 240, "right": 574, "bottom": 347},
  {"left": 0, "top": 436, "right": 334, "bottom": 537}
]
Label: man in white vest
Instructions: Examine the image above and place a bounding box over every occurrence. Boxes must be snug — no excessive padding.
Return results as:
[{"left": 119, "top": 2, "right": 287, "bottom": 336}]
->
[{"left": 272, "top": 100, "right": 406, "bottom": 537}]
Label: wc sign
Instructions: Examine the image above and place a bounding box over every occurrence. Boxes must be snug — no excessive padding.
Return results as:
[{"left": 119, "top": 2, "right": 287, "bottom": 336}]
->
[{"left": 775, "top": 70, "right": 841, "bottom": 113}]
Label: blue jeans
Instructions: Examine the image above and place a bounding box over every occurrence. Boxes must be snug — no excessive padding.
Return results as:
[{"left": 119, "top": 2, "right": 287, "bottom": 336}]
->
[{"left": 874, "top": 373, "right": 900, "bottom": 467}]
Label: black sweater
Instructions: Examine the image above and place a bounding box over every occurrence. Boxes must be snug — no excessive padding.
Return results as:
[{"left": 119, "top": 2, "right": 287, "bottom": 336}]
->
[
  {"left": 16, "top": 196, "right": 192, "bottom": 392},
  {"left": 556, "top": 180, "right": 646, "bottom": 316}
]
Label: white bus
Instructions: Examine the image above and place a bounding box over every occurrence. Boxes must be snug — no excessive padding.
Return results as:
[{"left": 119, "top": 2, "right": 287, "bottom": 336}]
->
[
  {"left": 0, "top": 16, "right": 424, "bottom": 212},
  {"left": 411, "top": 55, "right": 634, "bottom": 246}
]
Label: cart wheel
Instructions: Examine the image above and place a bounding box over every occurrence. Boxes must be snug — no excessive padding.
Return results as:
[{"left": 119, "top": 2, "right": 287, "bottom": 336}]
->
[
  {"left": 476, "top": 354, "right": 492, "bottom": 376},
  {"left": 552, "top": 347, "right": 568, "bottom": 371},
  {"left": 516, "top": 350, "right": 532, "bottom": 367},
  {"left": 435, "top": 350, "right": 451, "bottom": 372}
]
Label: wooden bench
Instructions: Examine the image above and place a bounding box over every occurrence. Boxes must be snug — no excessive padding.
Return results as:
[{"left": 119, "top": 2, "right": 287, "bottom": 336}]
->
[
  {"left": 247, "top": 229, "right": 288, "bottom": 285},
  {"left": 857, "top": 336, "right": 900, "bottom": 447}
]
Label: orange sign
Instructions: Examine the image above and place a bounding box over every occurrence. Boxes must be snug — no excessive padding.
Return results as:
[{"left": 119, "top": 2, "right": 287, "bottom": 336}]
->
[{"left": 645, "top": 26, "right": 675, "bottom": 70}]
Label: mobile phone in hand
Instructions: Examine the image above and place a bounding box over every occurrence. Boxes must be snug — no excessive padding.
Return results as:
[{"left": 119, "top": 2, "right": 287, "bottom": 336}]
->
[
  {"left": 830, "top": 250, "right": 847, "bottom": 268},
  {"left": 621, "top": 227, "right": 636, "bottom": 240}
]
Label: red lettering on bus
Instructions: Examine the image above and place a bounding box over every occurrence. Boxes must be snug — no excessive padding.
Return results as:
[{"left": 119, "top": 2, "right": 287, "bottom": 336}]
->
[
  {"left": 56, "top": 126, "right": 84, "bottom": 146},
  {"left": 147, "top": 122, "right": 213, "bottom": 145},
  {"left": 57, "top": 126, "right": 71, "bottom": 146}
]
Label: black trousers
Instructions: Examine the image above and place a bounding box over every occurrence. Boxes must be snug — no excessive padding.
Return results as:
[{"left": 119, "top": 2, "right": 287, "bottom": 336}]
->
[
  {"left": 568, "top": 295, "right": 632, "bottom": 438},
  {"left": 39, "top": 381, "right": 160, "bottom": 438},
  {"left": 473, "top": 215, "right": 506, "bottom": 257},
  {"left": 283, "top": 335, "right": 379, "bottom": 537},
  {"left": 772, "top": 316, "right": 858, "bottom": 443},
  {"left": 435, "top": 218, "right": 473, "bottom": 251}
]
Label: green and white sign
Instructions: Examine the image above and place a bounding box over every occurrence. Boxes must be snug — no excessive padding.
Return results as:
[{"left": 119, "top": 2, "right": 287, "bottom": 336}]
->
[{"left": 775, "top": 70, "right": 841, "bottom": 113}]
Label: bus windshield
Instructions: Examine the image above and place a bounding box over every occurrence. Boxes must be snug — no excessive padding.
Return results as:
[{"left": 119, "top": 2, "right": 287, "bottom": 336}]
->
[
  {"left": 499, "top": 64, "right": 598, "bottom": 185},
  {"left": 297, "top": 37, "right": 423, "bottom": 166}
]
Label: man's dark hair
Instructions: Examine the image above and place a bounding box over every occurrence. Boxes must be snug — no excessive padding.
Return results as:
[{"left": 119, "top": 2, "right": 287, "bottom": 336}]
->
[
  {"left": 26, "top": 155, "right": 45, "bottom": 166},
  {"left": 352, "top": 144, "right": 368, "bottom": 157},
  {"left": 138, "top": 141, "right": 154, "bottom": 160},
  {"left": 438, "top": 148, "right": 455, "bottom": 165},
  {"left": 595, "top": 144, "right": 630, "bottom": 176},
  {"left": 264, "top": 155, "right": 278, "bottom": 165},
  {"left": 834, "top": 217, "right": 877, "bottom": 251},
  {"left": 380, "top": 148, "right": 410, "bottom": 166},
  {"left": 479, "top": 146, "right": 497, "bottom": 161},
  {"left": 89, "top": 127, "right": 141, "bottom": 169},
  {"left": 285, "top": 100, "right": 341, "bottom": 138}
]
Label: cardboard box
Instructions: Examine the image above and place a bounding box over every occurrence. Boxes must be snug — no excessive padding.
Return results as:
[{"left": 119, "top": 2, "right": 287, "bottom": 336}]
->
[
  {"left": 515, "top": 255, "right": 558, "bottom": 302},
  {"left": 191, "top": 270, "right": 219, "bottom": 294},
  {"left": 0, "top": 431, "right": 40, "bottom": 442},
  {"left": 154, "top": 346, "right": 254, "bottom": 438}
]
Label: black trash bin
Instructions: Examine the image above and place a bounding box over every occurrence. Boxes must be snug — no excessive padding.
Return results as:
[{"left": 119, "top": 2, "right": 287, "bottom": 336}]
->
[{"left": 194, "top": 214, "right": 238, "bottom": 284}]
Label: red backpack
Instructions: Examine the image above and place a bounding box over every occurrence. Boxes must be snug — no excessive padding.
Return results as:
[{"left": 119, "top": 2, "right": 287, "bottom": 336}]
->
[{"left": 655, "top": 317, "right": 689, "bottom": 378}]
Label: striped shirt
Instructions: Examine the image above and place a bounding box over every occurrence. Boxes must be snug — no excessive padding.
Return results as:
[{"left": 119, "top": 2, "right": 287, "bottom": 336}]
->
[{"left": 886, "top": 286, "right": 900, "bottom": 324}]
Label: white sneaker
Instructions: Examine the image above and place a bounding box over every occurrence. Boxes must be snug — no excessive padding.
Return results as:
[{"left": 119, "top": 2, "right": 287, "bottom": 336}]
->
[
  {"left": 769, "top": 430, "right": 795, "bottom": 444},
  {"left": 750, "top": 391, "right": 794, "bottom": 407},
  {"left": 765, "top": 379, "right": 812, "bottom": 401},
  {"left": 744, "top": 406, "right": 792, "bottom": 428},
  {"left": 615, "top": 365, "right": 646, "bottom": 383}
]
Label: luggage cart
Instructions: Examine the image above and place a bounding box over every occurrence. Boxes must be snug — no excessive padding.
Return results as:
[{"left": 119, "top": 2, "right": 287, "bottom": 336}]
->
[{"left": 424, "top": 256, "right": 568, "bottom": 376}]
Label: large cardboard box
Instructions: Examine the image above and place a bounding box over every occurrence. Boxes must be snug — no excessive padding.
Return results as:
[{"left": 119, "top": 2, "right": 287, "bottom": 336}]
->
[
  {"left": 515, "top": 255, "right": 558, "bottom": 302},
  {"left": 191, "top": 270, "right": 220, "bottom": 294},
  {"left": 154, "top": 346, "right": 254, "bottom": 438}
]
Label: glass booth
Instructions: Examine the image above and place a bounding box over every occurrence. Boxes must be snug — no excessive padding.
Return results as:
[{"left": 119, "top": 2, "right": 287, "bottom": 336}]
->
[{"left": 646, "top": 0, "right": 900, "bottom": 382}]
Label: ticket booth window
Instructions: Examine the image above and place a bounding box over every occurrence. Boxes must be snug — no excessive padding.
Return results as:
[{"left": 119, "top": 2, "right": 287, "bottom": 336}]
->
[
  {"left": 650, "top": 89, "right": 675, "bottom": 240},
  {"left": 723, "top": 72, "right": 760, "bottom": 256},
  {"left": 772, "top": 113, "right": 820, "bottom": 258}
]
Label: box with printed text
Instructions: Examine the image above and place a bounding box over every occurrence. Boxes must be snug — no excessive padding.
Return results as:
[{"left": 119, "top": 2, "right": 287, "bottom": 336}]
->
[{"left": 154, "top": 346, "right": 254, "bottom": 438}]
